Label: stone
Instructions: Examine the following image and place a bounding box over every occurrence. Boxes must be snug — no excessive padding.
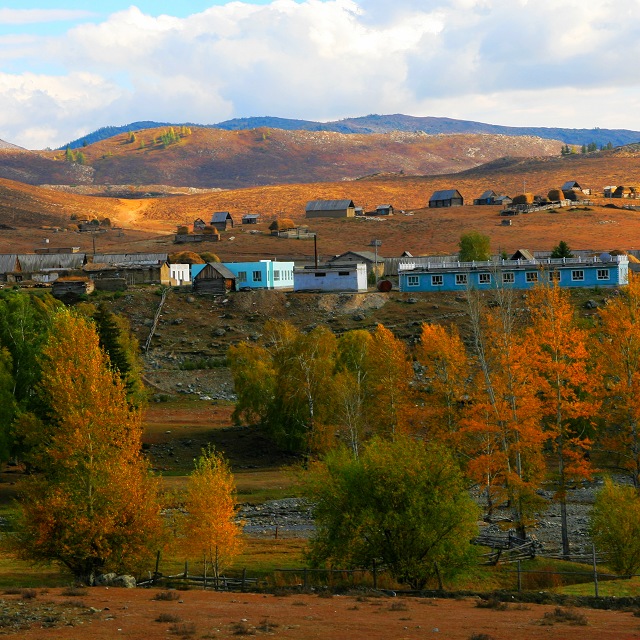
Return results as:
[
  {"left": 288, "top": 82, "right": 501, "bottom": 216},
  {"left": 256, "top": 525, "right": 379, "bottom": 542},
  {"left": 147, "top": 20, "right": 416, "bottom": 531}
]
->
[
  {"left": 95, "top": 572, "right": 117, "bottom": 586},
  {"left": 112, "top": 574, "right": 137, "bottom": 588}
]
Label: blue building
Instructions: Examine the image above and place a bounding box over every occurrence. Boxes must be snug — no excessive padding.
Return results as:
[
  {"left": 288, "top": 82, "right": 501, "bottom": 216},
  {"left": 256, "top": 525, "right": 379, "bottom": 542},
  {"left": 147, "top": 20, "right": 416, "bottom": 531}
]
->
[
  {"left": 398, "top": 254, "right": 629, "bottom": 292},
  {"left": 221, "top": 260, "right": 295, "bottom": 290}
]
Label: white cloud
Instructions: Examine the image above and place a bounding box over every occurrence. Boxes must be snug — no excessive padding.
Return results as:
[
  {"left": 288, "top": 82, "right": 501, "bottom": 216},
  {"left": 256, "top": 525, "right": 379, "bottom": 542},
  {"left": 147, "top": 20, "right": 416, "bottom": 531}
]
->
[
  {"left": 0, "top": 9, "right": 94, "bottom": 25},
  {"left": 1, "top": 0, "right": 640, "bottom": 149}
]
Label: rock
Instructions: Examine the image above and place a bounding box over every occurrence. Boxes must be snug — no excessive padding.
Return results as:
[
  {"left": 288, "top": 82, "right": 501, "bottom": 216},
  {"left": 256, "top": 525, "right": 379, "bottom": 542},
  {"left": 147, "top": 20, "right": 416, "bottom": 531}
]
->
[
  {"left": 352, "top": 313, "right": 365, "bottom": 321},
  {"left": 172, "top": 318, "right": 184, "bottom": 325},
  {"left": 112, "top": 574, "right": 137, "bottom": 588},
  {"left": 585, "top": 299, "right": 598, "bottom": 309},
  {"left": 186, "top": 296, "right": 196, "bottom": 303},
  {"left": 213, "top": 328, "right": 226, "bottom": 336},
  {"left": 95, "top": 572, "right": 117, "bottom": 586},
  {"left": 407, "top": 297, "right": 418, "bottom": 304}
]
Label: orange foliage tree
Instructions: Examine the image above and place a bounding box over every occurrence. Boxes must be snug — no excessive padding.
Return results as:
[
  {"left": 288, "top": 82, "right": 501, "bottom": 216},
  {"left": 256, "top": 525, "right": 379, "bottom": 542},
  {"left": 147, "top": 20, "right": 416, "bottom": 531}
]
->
[
  {"left": 597, "top": 274, "right": 640, "bottom": 488},
  {"left": 179, "top": 446, "right": 243, "bottom": 583},
  {"left": 526, "top": 284, "right": 599, "bottom": 557},
  {"left": 12, "top": 310, "right": 164, "bottom": 583}
]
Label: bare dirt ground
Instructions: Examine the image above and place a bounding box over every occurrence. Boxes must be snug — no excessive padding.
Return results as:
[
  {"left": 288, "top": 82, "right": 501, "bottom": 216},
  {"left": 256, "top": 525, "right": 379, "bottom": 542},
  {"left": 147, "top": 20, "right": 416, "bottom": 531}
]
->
[{"left": 3, "top": 588, "right": 640, "bottom": 639}]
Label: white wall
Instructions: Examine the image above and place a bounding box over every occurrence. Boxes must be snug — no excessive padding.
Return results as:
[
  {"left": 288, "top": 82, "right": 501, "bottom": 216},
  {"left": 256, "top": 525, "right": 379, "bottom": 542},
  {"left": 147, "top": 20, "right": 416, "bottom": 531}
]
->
[{"left": 294, "top": 263, "right": 367, "bottom": 292}]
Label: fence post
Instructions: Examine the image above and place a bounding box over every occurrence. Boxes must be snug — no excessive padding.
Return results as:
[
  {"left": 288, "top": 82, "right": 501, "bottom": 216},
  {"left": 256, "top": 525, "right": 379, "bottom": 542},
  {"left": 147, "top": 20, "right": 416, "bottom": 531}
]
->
[
  {"left": 373, "top": 559, "right": 377, "bottom": 590},
  {"left": 592, "top": 544, "right": 599, "bottom": 598},
  {"left": 154, "top": 550, "right": 161, "bottom": 584},
  {"left": 517, "top": 559, "right": 522, "bottom": 592},
  {"left": 241, "top": 568, "right": 247, "bottom": 592},
  {"left": 303, "top": 568, "right": 308, "bottom": 590},
  {"left": 184, "top": 561, "right": 188, "bottom": 580}
]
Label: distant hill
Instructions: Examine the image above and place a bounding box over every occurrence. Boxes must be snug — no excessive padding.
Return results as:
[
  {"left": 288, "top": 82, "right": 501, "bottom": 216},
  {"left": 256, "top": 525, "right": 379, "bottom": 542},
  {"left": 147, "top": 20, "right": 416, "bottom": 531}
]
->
[
  {"left": 0, "top": 138, "right": 26, "bottom": 151},
  {"left": 60, "top": 114, "right": 640, "bottom": 149},
  {"left": 13, "top": 127, "right": 565, "bottom": 189}
]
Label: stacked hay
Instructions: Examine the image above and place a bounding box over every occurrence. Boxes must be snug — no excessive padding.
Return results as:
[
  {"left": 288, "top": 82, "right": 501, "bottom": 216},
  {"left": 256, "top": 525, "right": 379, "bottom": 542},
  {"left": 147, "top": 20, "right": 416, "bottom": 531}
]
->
[
  {"left": 177, "top": 225, "right": 189, "bottom": 234},
  {"left": 512, "top": 193, "right": 534, "bottom": 205},
  {"left": 269, "top": 218, "right": 296, "bottom": 231},
  {"left": 202, "top": 226, "right": 220, "bottom": 236},
  {"left": 548, "top": 189, "right": 564, "bottom": 202}
]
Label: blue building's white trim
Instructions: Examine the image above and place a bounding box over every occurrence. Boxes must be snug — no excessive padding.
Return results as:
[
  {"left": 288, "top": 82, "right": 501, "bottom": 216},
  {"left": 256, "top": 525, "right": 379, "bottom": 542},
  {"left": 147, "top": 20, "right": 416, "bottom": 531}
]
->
[{"left": 398, "top": 255, "right": 629, "bottom": 292}]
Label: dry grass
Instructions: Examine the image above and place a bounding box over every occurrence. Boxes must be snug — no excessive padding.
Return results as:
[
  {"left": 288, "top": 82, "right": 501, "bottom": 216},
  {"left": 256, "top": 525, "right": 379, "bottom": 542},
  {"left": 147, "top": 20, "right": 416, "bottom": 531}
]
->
[{"left": 539, "top": 607, "right": 588, "bottom": 626}]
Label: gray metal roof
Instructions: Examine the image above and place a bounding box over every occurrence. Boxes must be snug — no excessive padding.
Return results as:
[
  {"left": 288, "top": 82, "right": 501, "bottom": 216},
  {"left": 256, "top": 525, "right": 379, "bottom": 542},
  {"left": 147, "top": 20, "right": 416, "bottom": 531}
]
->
[
  {"left": 328, "top": 250, "right": 380, "bottom": 263},
  {"left": 561, "top": 181, "right": 582, "bottom": 191},
  {"left": 18, "top": 253, "right": 86, "bottom": 271},
  {"left": 92, "top": 253, "right": 168, "bottom": 265},
  {"left": 0, "top": 255, "right": 18, "bottom": 273},
  {"left": 305, "top": 199, "right": 355, "bottom": 212},
  {"left": 195, "top": 263, "right": 236, "bottom": 280},
  {"left": 477, "top": 190, "right": 496, "bottom": 200},
  {"left": 430, "top": 189, "right": 462, "bottom": 201},
  {"left": 211, "top": 211, "right": 232, "bottom": 223}
]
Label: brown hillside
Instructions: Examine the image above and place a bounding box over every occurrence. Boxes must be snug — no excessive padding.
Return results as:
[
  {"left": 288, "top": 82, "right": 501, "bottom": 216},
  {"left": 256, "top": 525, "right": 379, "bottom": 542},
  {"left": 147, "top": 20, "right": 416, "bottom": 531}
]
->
[{"left": 19, "top": 127, "right": 564, "bottom": 189}]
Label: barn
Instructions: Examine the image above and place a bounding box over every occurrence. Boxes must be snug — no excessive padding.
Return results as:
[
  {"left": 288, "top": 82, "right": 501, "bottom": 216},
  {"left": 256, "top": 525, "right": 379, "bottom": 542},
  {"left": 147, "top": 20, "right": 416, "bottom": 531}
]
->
[
  {"left": 210, "top": 212, "right": 234, "bottom": 232},
  {"left": 305, "top": 199, "right": 356, "bottom": 219},
  {"left": 429, "top": 189, "right": 464, "bottom": 208},
  {"left": 192, "top": 263, "right": 236, "bottom": 295}
]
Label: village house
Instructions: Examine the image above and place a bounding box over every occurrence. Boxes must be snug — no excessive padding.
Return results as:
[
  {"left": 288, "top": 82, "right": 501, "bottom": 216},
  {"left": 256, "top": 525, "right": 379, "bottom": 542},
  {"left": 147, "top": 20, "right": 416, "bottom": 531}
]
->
[
  {"left": 223, "top": 260, "right": 295, "bottom": 290},
  {"left": 398, "top": 253, "right": 629, "bottom": 292},
  {"left": 51, "top": 277, "right": 95, "bottom": 299},
  {"left": 85, "top": 253, "right": 170, "bottom": 286},
  {"left": 305, "top": 199, "right": 356, "bottom": 219},
  {"left": 241, "top": 214, "right": 260, "bottom": 225},
  {"left": 169, "top": 263, "right": 191, "bottom": 286},
  {"left": 0, "top": 253, "right": 86, "bottom": 283},
  {"left": 375, "top": 204, "right": 394, "bottom": 216},
  {"left": 191, "top": 262, "right": 236, "bottom": 295},
  {"left": 428, "top": 189, "right": 464, "bottom": 208},
  {"left": 210, "top": 212, "right": 234, "bottom": 231},
  {"left": 294, "top": 263, "right": 367, "bottom": 292},
  {"left": 327, "top": 250, "right": 384, "bottom": 278}
]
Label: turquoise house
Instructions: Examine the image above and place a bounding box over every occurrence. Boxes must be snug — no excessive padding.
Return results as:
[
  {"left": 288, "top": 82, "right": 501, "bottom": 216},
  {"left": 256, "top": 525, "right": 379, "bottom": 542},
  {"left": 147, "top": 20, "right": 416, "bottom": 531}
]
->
[
  {"left": 221, "top": 260, "right": 295, "bottom": 290},
  {"left": 399, "top": 254, "right": 629, "bottom": 292}
]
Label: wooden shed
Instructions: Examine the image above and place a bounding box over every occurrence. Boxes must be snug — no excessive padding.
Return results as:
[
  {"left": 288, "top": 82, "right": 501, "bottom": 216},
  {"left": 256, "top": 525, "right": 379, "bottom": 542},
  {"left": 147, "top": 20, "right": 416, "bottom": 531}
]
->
[
  {"left": 242, "top": 214, "right": 260, "bottom": 225},
  {"left": 428, "top": 189, "right": 464, "bottom": 208},
  {"left": 474, "top": 190, "right": 497, "bottom": 205},
  {"left": 305, "top": 199, "right": 356, "bottom": 219},
  {"left": 192, "top": 263, "right": 236, "bottom": 295},
  {"left": 52, "top": 277, "right": 95, "bottom": 299},
  {"left": 210, "top": 211, "right": 234, "bottom": 231},
  {"left": 375, "top": 204, "right": 394, "bottom": 216}
]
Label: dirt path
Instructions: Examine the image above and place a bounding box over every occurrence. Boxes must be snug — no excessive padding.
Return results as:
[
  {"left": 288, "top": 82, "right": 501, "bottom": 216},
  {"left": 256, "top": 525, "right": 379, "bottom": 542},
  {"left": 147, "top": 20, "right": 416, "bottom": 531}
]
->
[{"left": 4, "top": 588, "right": 640, "bottom": 639}]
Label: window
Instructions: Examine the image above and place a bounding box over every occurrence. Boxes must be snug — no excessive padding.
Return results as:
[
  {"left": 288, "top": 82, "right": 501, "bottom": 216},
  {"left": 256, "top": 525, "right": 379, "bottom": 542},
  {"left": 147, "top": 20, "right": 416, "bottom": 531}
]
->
[
  {"left": 237, "top": 271, "right": 247, "bottom": 283},
  {"left": 478, "top": 273, "right": 491, "bottom": 285},
  {"left": 597, "top": 269, "right": 610, "bottom": 281},
  {"left": 339, "top": 271, "right": 350, "bottom": 276},
  {"left": 571, "top": 270, "right": 584, "bottom": 282},
  {"left": 526, "top": 271, "right": 538, "bottom": 283},
  {"left": 407, "top": 275, "right": 419, "bottom": 287},
  {"left": 274, "top": 270, "right": 280, "bottom": 281},
  {"left": 502, "top": 272, "right": 515, "bottom": 284},
  {"left": 455, "top": 273, "right": 468, "bottom": 286},
  {"left": 431, "top": 275, "right": 444, "bottom": 286},
  {"left": 549, "top": 270, "right": 560, "bottom": 282},
  {"left": 314, "top": 272, "right": 326, "bottom": 277},
  {"left": 252, "top": 270, "right": 262, "bottom": 282}
]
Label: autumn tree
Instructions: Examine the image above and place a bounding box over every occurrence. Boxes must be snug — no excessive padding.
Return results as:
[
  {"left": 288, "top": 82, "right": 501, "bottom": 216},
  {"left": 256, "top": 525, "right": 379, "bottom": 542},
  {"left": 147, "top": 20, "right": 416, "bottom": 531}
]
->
[
  {"left": 364, "top": 324, "right": 414, "bottom": 437},
  {"left": 305, "top": 437, "right": 478, "bottom": 589},
  {"left": 179, "top": 446, "right": 242, "bottom": 583},
  {"left": 0, "top": 349, "right": 16, "bottom": 461},
  {"left": 596, "top": 274, "right": 640, "bottom": 487},
  {"left": 458, "top": 231, "right": 491, "bottom": 262},
  {"left": 11, "top": 310, "right": 164, "bottom": 583},
  {"left": 526, "top": 283, "right": 598, "bottom": 557},
  {"left": 591, "top": 479, "right": 640, "bottom": 575}
]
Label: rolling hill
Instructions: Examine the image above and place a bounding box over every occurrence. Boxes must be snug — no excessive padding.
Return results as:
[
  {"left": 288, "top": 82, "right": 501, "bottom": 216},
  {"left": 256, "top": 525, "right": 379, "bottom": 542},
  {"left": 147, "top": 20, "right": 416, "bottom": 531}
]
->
[
  {"left": 61, "top": 114, "right": 640, "bottom": 149},
  {"left": 1, "top": 127, "right": 563, "bottom": 190}
]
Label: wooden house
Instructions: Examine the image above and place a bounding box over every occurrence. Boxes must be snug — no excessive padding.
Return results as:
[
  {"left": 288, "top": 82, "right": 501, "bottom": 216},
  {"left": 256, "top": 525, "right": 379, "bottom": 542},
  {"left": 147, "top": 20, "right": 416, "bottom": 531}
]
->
[
  {"left": 242, "top": 214, "right": 260, "bottom": 225},
  {"left": 474, "top": 190, "right": 497, "bottom": 205},
  {"left": 561, "top": 181, "right": 583, "bottom": 193},
  {"left": 0, "top": 255, "right": 19, "bottom": 282},
  {"left": 429, "top": 189, "right": 464, "bottom": 208},
  {"left": 192, "top": 263, "right": 236, "bottom": 295},
  {"left": 210, "top": 212, "right": 234, "bottom": 231},
  {"left": 612, "top": 186, "right": 640, "bottom": 199},
  {"left": 193, "top": 218, "right": 207, "bottom": 231},
  {"left": 375, "top": 204, "right": 394, "bottom": 216},
  {"left": 86, "top": 253, "right": 170, "bottom": 285},
  {"left": 305, "top": 199, "right": 356, "bottom": 219},
  {"left": 327, "top": 250, "right": 384, "bottom": 277},
  {"left": 52, "top": 277, "right": 95, "bottom": 299}
]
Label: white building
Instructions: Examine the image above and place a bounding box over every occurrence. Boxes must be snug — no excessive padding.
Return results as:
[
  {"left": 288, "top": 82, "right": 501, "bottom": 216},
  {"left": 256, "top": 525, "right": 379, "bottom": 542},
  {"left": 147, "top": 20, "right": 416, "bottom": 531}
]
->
[
  {"left": 294, "top": 263, "right": 367, "bottom": 292},
  {"left": 169, "top": 263, "right": 191, "bottom": 286}
]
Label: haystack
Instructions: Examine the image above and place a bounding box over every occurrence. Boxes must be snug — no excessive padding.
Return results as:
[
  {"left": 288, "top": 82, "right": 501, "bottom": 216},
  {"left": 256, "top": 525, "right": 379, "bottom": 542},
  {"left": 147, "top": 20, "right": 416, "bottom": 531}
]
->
[
  {"left": 269, "top": 218, "right": 296, "bottom": 231},
  {"left": 512, "top": 193, "right": 534, "bottom": 205}
]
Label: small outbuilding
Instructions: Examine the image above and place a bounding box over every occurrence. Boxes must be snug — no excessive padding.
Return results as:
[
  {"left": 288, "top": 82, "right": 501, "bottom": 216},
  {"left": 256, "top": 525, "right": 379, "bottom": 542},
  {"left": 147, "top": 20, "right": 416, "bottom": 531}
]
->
[
  {"left": 210, "top": 212, "right": 234, "bottom": 231},
  {"left": 294, "top": 263, "right": 367, "bottom": 292},
  {"left": 375, "top": 204, "right": 394, "bottom": 216},
  {"left": 241, "top": 214, "right": 260, "bottom": 225},
  {"left": 305, "top": 199, "right": 356, "bottom": 219},
  {"left": 474, "top": 190, "right": 498, "bottom": 205},
  {"left": 429, "top": 189, "right": 464, "bottom": 208},
  {"left": 327, "top": 250, "right": 384, "bottom": 278},
  {"left": 192, "top": 263, "right": 236, "bottom": 295}
]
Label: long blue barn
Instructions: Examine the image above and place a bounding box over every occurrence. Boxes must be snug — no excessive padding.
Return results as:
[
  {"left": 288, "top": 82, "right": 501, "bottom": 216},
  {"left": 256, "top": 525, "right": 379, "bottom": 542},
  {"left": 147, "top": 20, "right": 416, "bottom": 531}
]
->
[{"left": 398, "top": 254, "right": 629, "bottom": 292}]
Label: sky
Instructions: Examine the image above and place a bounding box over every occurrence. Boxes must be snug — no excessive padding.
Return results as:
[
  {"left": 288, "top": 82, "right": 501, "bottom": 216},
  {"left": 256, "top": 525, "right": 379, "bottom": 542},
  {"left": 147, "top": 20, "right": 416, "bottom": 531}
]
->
[{"left": 1, "top": 0, "right": 640, "bottom": 149}]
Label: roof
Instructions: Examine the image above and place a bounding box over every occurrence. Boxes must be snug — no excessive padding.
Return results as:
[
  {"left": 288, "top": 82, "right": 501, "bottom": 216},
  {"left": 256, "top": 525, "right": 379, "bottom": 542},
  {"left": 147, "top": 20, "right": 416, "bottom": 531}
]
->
[
  {"left": 429, "top": 189, "right": 462, "bottom": 201},
  {"left": 561, "top": 181, "right": 582, "bottom": 190},
  {"left": 510, "top": 249, "right": 535, "bottom": 261},
  {"left": 211, "top": 211, "right": 232, "bottom": 223},
  {"left": 18, "top": 253, "right": 86, "bottom": 271},
  {"left": 305, "top": 199, "right": 355, "bottom": 212},
  {"left": 0, "top": 254, "right": 18, "bottom": 273},
  {"left": 242, "top": 214, "right": 260, "bottom": 219},
  {"left": 376, "top": 204, "right": 393, "bottom": 209},
  {"left": 92, "top": 253, "right": 168, "bottom": 265},
  {"left": 477, "top": 190, "right": 496, "bottom": 200},
  {"left": 194, "top": 262, "right": 236, "bottom": 280},
  {"left": 328, "top": 251, "right": 381, "bottom": 263}
]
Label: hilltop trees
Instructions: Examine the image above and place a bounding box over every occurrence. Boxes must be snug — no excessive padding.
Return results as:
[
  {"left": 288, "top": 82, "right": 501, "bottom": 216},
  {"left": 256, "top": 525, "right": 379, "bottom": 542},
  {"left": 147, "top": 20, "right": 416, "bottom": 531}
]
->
[{"left": 11, "top": 311, "right": 164, "bottom": 583}]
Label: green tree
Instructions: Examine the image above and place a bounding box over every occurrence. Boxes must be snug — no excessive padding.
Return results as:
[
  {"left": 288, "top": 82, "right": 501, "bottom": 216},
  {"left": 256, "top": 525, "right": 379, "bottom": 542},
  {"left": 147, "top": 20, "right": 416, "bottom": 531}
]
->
[
  {"left": 305, "top": 437, "right": 478, "bottom": 589},
  {"left": 0, "top": 348, "right": 16, "bottom": 461},
  {"left": 550, "top": 240, "right": 574, "bottom": 259},
  {"left": 11, "top": 310, "right": 164, "bottom": 584},
  {"left": 591, "top": 479, "right": 640, "bottom": 575},
  {"left": 458, "top": 231, "right": 491, "bottom": 262}
]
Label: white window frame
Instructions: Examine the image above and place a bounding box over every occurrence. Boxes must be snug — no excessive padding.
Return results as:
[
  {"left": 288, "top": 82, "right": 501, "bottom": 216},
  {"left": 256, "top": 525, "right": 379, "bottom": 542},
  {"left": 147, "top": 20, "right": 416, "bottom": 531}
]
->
[
  {"left": 455, "top": 273, "right": 468, "bottom": 286},
  {"left": 526, "top": 271, "right": 539, "bottom": 283},
  {"left": 597, "top": 269, "right": 610, "bottom": 281},
  {"left": 431, "top": 274, "right": 444, "bottom": 286},
  {"left": 252, "top": 270, "right": 262, "bottom": 282},
  {"left": 502, "top": 272, "right": 515, "bottom": 284},
  {"left": 571, "top": 269, "right": 584, "bottom": 282},
  {"left": 274, "top": 270, "right": 280, "bottom": 281},
  {"left": 407, "top": 275, "right": 419, "bottom": 287},
  {"left": 478, "top": 272, "right": 491, "bottom": 285},
  {"left": 237, "top": 271, "right": 247, "bottom": 283},
  {"left": 549, "top": 270, "right": 561, "bottom": 282}
]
